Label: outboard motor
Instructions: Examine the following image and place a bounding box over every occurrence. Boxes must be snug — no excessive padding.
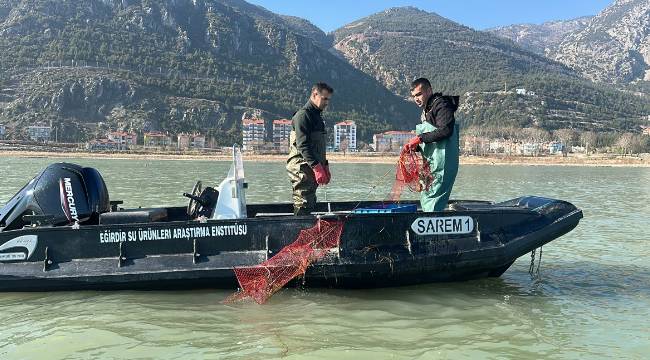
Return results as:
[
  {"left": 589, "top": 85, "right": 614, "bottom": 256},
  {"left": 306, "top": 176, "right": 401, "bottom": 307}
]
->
[{"left": 0, "top": 163, "right": 110, "bottom": 231}]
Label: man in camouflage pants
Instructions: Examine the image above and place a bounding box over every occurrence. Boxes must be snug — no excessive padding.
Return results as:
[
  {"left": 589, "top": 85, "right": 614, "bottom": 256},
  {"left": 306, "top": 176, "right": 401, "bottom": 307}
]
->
[{"left": 286, "top": 83, "right": 333, "bottom": 216}]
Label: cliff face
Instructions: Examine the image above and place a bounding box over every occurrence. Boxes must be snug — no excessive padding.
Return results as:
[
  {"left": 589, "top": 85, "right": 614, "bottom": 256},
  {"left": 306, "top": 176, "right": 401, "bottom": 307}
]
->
[
  {"left": 550, "top": 0, "right": 650, "bottom": 83},
  {"left": 487, "top": 17, "right": 592, "bottom": 56}
]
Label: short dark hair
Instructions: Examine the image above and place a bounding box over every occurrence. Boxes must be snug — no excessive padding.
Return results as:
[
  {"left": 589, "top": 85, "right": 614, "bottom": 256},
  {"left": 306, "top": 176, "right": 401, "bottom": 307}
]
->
[
  {"left": 410, "top": 78, "right": 431, "bottom": 91},
  {"left": 312, "top": 82, "right": 334, "bottom": 94}
]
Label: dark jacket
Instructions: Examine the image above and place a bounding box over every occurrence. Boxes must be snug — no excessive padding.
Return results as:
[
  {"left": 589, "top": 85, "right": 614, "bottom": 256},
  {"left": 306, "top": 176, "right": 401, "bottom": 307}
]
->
[
  {"left": 291, "top": 100, "right": 326, "bottom": 167},
  {"left": 419, "top": 93, "right": 459, "bottom": 143}
]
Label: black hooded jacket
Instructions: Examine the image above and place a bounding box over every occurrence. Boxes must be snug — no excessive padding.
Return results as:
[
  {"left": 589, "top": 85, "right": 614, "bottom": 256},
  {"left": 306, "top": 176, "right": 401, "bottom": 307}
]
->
[{"left": 418, "top": 93, "right": 459, "bottom": 143}]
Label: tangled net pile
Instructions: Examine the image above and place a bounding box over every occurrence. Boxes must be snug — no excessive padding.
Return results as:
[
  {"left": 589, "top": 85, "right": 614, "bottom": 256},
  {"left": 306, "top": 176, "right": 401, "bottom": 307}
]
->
[
  {"left": 225, "top": 219, "right": 344, "bottom": 304},
  {"left": 388, "top": 148, "right": 434, "bottom": 201}
]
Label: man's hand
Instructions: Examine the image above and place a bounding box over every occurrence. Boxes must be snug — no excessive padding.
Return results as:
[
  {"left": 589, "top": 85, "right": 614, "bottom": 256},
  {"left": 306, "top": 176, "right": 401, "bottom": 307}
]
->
[
  {"left": 404, "top": 136, "right": 422, "bottom": 152},
  {"left": 312, "top": 163, "right": 330, "bottom": 185}
]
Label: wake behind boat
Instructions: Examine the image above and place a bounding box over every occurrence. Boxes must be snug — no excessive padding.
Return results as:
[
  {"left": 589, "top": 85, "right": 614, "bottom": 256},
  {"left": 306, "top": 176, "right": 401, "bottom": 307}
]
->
[{"left": 0, "top": 149, "right": 582, "bottom": 292}]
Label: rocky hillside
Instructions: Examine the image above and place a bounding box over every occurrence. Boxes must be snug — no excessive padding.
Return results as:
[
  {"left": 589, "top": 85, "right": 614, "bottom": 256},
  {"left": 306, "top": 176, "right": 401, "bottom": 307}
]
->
[
  {"left": 550, "top": 0, "right": 650, "bottom": 84},
  {"left": 331, "top": 7, "right": 650, "bottom": 132},
  {"left": 1, "top": 0, "right": 648, "bottom": 142},
  {"left": 217, "top": 0, "right": 332, "bottom": 48},
  {"left": 487, "top": 17, "right": 592, "bottom": 56},
  {"left": 0, "top": 0, "right": 417, "bottom": 142},
  {"left": 332, "top": 7, "right": 575, "bottom": 95}
]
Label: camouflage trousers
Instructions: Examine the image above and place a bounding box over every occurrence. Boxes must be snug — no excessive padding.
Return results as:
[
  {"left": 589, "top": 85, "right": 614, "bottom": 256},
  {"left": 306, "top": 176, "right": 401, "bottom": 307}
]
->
[{"left": 286, "top": 160, "right": 317, "bottom": 215}]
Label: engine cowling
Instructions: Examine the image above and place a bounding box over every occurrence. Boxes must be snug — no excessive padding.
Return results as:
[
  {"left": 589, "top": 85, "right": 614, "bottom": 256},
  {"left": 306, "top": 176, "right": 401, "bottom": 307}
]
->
[{"left": 0, "top": 163, "right": 110, "bottom": 231}]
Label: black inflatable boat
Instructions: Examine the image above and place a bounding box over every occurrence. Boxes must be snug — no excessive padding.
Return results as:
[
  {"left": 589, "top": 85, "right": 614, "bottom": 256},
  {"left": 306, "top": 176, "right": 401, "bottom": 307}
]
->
[{"left": 0, "top": 150, "right": 582, "bottom": 291}]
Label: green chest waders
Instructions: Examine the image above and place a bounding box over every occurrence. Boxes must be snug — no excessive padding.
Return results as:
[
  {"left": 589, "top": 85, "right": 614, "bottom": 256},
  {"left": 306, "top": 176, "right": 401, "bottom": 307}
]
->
[
  {"left": 286, "top": 130, "right": 327, "bottom": 214},
  {"left": 415, "top": 121, "right": 460, "bottom": 212}
]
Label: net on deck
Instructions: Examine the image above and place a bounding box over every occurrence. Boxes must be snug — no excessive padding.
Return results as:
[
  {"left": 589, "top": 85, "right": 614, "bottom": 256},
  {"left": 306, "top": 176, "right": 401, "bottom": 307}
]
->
[
  {"left": 224, "top": 148, "right": 429, "bottom": 304},
  {"left": 388, "top": 148, "right": 434, "bottom": 202},
  {"left": 225, "top": 219, "right": 344, "bottom": 304}
]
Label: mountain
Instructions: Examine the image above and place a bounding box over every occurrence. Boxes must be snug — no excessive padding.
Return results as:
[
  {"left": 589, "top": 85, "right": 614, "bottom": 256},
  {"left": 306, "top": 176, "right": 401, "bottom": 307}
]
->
[
  {"left": 216, "top": 0, "right": 332, "bottom": 48},
  {"left": 331, "top": 7, "right": 650, "bottom": 132},
  {"left": 550, "top": 0, "right": 650, "bottom": 84},
  {"left": 487, "top": 17, "right": 592, "bottom": 56},
  {"left": 1, "top": 1, "right": 648, "bottom": 143},
  {"left": 279, "top": 15, "right": 332, "bottom": 49},
  {"left": 0, "top": 0, "right": 417, "bottom": 143}
]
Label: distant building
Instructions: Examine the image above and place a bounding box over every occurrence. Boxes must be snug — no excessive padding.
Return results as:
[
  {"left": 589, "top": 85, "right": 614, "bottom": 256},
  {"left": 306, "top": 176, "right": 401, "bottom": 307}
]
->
[
  {"left": 642, "top": 126, "right": 650, "bottom": 136},
  {"left": 520, "top": 143, "right": 541, "bottom": 156},
  {"left": 143, "top": 132, "right": 172, "bottom": 148},
  {"left": 571, "top": 145, "right": 586, "bottom": 153},
  {"left": 548, "top": 141, "right": 564, "bottom": 155},
  {"left": 272, "top": 119, "right": 292, "bottom": 151},
  {"left": 107, "top": 131, "right": 137, "bottom": 150},
  {"left": 489, "top": 139, "right": 505, "bottom": 153},
  {"left": 177, "top": 133, "right": 206, "bottom": 150},
  {"left": 86, "top": 138, "right": 119, "bottom": 151},
  {"left": 334, "top": 121, "right": 357, "bottom": 151},
  {"left": 515, "top": 88, "right": 536, "bottom": 96},
  {"left": 0, "top": 124, "right": 5, "bottom": 139},
  {"left": 372, "top": 130, "right": 414, "bottom": 152},
  {"left": 177, "top": 134, "right": 191, "bottom": 150},
  {"left": 27, "top": 125, "right": 52, "bottom": 142},
  {"left": 489, "top": 139, "right": 517, "bottom": 154},
  {"left": 242, "top": 118, "right": 266, "bottom": 151}
]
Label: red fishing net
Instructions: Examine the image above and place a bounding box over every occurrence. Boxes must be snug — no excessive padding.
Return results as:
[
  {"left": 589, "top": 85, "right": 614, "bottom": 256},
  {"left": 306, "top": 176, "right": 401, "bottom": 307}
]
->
[
  {"left": 225, "top": 148, "right": 430, "bottom": 304},
  {"left": 225, "top": 219, "right": 344, "bottom": 304},
  {"left": 388, "top": 148, "right": 434, "bottom": 201}
]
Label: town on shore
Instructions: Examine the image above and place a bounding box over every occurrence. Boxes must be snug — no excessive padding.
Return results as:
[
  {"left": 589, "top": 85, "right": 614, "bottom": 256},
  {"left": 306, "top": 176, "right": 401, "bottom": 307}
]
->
[{"left": 1, "top": 117, "right": 649, "bottom": 167}]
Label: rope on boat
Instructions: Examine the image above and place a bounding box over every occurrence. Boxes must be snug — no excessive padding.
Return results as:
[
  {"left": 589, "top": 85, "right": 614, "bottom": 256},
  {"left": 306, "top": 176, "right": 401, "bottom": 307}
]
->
[{"left": 529, "top": 246, "right": 543, "bottom": 278}]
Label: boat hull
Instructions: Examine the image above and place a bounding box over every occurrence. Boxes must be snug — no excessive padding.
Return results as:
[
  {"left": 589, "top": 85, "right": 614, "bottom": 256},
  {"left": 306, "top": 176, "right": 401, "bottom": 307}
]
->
[{"left": 0, "top": 197, "right": 582, "bottom": 291}]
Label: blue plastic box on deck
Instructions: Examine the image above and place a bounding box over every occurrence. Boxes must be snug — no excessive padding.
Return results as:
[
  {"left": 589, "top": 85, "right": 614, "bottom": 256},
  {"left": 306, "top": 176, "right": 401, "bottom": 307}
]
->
[{"left": 353, "top": 204, "right": 418, "bottom": 214}]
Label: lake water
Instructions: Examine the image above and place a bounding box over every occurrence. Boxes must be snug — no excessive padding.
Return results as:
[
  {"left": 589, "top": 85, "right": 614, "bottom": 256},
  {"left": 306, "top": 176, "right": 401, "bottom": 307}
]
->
[{"left": 0, "top": 157, "right": 648, "bottom": 359}]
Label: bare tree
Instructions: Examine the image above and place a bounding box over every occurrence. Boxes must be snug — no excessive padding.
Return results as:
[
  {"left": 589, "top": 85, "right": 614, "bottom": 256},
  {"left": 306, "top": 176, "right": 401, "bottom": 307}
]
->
[
  {"left": 629, "top": 134, "right": 647, "bottom": 155},
  {"left": 580, "top": 131, "right": 598, "bottom": 155},
  {"left": 463, "top": 126, "right": 485, "bottom": 138},
  {"left": 520, "top": 128, "right": 550, "bottom": 156},
  {"left": 339, "top": 137, "right": 349, "bottom": 156},
  {"left": 554, "top": 128, "right": 577, "bottom": 156},
  {"left": 615, "top": 133, "right": 634, "bottom": 156},
  {"left": 554, "top": 129, "right": 577, "bottom": 148},
  {"left": 521, "top": 128, "right": 550, "bottom": 142}
]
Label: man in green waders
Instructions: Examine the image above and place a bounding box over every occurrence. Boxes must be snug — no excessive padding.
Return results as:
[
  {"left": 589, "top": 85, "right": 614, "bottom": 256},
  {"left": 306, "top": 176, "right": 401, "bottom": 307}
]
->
[
  {"left": 286, "top": 83, "right": 333, "bottom": 216},
  {"left": 403, "top": 78, "right": 460, "bottom": 212}
]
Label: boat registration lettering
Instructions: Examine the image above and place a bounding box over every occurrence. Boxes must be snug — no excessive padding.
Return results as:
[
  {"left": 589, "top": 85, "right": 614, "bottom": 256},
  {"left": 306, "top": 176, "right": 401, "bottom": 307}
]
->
[
  {"left": 99, "top": 224, "right": 248, "bottom": 243},
  {"left": 411, "top": 216, "right": 474, "bottom": 235}
]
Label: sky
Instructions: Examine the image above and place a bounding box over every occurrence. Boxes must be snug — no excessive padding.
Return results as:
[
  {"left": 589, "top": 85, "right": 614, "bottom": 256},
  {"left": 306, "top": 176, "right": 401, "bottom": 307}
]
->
[{"left": 245, "top": 0, "right": 613, "bottom": 32}]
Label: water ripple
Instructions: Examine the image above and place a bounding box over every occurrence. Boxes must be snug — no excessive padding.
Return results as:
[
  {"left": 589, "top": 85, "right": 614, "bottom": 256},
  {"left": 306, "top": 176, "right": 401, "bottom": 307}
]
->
[{"left": 0, "top": 158, "right": 648, "bottom": 359}]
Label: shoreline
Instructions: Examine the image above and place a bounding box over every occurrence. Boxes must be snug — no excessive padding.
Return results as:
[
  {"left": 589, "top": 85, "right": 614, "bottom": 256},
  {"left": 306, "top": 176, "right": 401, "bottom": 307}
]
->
[{"left": 1, "top": 149, "right": 648, "bottom": 167}]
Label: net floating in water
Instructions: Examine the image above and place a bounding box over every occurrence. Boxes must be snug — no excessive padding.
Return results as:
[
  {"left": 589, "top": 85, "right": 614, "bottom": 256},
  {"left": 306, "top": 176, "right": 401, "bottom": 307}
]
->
[
  {"left": 225, "top": 219, "right": 344, "bottom": 304},
  {"left": 389, "top": 148, "right": 434, "bottom": 202}
]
